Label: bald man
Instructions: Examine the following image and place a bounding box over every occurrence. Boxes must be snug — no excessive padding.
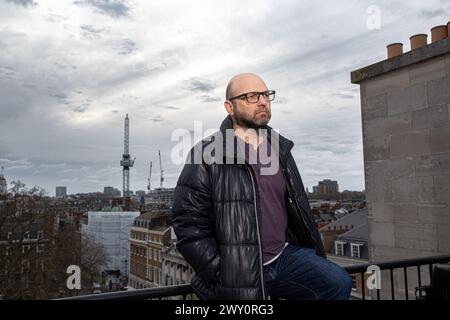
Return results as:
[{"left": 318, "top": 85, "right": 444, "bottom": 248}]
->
[{"left": 172, "top": 73, "right": 352, "bottom": 300}]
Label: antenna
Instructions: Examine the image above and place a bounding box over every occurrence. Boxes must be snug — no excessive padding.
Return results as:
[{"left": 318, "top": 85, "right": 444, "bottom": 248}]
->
[
  {"left": 159, "top": 150, "right": 164, "bottom": 189},
  {"left": 147, "top": 161, "right": 152, "bottom": 191},
  {"left": 120, "top": 114, "right": 134, "bottom": 197}
]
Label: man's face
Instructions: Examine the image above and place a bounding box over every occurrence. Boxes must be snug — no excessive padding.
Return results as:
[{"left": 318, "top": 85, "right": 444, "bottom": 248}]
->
[{"left": 227, "top": 75, "right": 272, "bottom": 129}]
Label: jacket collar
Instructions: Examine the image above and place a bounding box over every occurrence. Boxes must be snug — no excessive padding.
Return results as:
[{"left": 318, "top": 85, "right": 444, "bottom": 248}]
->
[{"left": 219, "top": 115, "right": 294, "bottom": 162}]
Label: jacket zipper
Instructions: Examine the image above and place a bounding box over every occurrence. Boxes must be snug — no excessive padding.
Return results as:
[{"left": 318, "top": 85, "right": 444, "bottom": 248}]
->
[{"left": 246, "top": 165, "right": 266, "bottom": 300}]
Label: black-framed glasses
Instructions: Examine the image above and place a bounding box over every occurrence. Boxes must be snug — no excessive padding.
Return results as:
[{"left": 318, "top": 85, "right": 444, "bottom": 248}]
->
[{"left": 228, "top": 90, "right": 276, "bottom": 104}]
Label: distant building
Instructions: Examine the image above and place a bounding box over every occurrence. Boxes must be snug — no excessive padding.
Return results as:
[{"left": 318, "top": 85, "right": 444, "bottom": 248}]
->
[
  {"left": 319, "top": 208, "right": 368, "bottom": 257},
  {"left": 319, "top": 208, "right": 369, "bottom": 298},
  {"left": 317, "top": 179, "right": 339, "bottom": 194},
  {"left": 128, "top": 211, "right": 171, "bottom": 289},
  {"left": 161, "top": 242, "right": 197, "bottom": 299},
  {"left": 0, "top": 167, "right": 7, "bottom": 195},
  {"left": 312, "top": 186, "right": 319, "bottom": 194},
  {"left": 0, "top": 199, "right": 55, "bottom": 299},
  {"left": 135, "top": 190, "right": 146, "bottom": 197},
  {"left": 55, "top": 186, "right": 67, "bottom": 198},
  {"left": 144, "top": 187, "right": 175, "bottom": 209},
  {"left": 104, "top": 186, "right": 121, "bottom": 197}
]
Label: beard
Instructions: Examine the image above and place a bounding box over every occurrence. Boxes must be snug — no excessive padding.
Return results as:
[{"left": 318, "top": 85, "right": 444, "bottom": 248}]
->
[{"left": 233, "top": 108, "right": 271, "bottom": 130}]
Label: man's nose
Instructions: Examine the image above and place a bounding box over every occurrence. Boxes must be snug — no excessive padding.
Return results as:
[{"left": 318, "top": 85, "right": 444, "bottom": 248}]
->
[{"left": 257, "top": 94, "right": 268, "bottom": 107}]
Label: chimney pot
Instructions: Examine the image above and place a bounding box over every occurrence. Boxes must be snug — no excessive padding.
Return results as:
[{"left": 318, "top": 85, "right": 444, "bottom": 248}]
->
[
  {"left": 386, "top": 43, "right": 403, "bottom": 59},
  {"left": 431, "top": 25, "right": 448, "bottom": 43},
  {"left": 410, "top": 34, "right": 428, "bottom": 50}
]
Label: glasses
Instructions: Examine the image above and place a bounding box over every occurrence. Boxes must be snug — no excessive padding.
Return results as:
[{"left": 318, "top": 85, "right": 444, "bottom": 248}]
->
[{"left": 228, "top": 90, "right": 276, "bottom": 104}]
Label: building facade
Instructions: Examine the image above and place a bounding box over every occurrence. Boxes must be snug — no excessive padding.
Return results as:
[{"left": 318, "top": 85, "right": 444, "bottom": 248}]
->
[
  {"left": 351, "top": 24, "right": 450, "bottom": 298},
  {"left": 128, "top": 212, "right": 171, "bottom": 289}
]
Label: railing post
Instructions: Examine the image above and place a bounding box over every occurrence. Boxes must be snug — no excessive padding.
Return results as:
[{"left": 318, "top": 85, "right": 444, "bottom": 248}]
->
[
  {"left": 361, "top": 272, "right": 366, "bottom": 300},
  {"left": 390, "top": 269, "right": 395, "bottom": 300},
  {"left": 403, "top": 267, "right": 409, "bottom": 300}
]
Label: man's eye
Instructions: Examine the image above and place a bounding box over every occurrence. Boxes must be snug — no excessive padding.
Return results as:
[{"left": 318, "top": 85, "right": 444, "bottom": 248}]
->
[{"left": 247, "top": 93, "right": 259, "bottom": 99}]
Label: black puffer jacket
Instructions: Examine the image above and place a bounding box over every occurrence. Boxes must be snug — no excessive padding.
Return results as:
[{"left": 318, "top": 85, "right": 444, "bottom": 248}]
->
[{"left": 172, "top": 116, "right": 326, "bottom": 300}]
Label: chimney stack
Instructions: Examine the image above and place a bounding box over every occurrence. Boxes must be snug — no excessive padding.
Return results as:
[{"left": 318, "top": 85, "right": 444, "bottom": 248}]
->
[
  {"left": 410, "top": 34, "right": 428, "bottom": 50},
  {"left": 431, "top": 25, "right": 448, "bottom": 43},
  {"left": 387, "top": 43, "right": 403, "bottom": 59}
]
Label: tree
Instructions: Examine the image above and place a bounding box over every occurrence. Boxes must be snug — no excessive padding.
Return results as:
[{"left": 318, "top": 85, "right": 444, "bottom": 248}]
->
[{"left": 0, "top": 181, "right": 109, "bottom": 299}]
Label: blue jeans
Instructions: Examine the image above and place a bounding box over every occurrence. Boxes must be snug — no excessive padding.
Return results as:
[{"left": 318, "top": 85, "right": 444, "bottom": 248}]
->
[{"left": 263, "top": 244, "right": 353, "bottom": 300}]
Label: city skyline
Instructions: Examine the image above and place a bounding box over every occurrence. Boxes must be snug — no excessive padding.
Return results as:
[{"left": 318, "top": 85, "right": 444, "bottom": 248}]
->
[{"left": 1, "top": 0, "right": 449, "bottom": 195}]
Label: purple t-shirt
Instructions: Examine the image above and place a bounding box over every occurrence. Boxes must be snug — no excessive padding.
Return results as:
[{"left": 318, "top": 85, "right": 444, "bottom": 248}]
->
[{"left": 240, "top": 137, "right": 288, "bottom": 264}]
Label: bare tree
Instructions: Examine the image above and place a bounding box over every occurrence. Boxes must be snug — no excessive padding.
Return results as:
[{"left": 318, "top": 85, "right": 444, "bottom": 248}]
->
[{"left": 0, "top": 181, "right": 110, "bottom": 299}]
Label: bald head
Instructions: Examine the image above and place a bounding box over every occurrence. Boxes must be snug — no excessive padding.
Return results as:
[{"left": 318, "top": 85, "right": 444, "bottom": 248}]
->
[{"left": 225, "top": 73, "right": 268, "bottom": 100}]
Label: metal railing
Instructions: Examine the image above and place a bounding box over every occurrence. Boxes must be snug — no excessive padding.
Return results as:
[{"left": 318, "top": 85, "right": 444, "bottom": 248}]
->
[
  {"left": 56, "top": 254, "right": 450, "bottom": 300},
  {"left": 345, "top": 254, "right": 450, "bottom": 300}
]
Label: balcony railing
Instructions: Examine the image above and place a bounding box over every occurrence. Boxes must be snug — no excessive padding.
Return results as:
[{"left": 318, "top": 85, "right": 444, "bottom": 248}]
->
[{"left": 56, "top": 254, "right": 450, "bottom": 300}]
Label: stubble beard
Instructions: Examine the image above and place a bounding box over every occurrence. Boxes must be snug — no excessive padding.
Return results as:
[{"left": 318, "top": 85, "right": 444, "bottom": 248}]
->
[{"left": 233, "top": 107, "right": 271, "bottom": 130}]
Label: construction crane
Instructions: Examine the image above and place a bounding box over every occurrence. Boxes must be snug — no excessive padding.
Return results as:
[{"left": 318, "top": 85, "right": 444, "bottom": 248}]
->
[
  {"left": 159, "top": 150, "right": 164, "bottom": 189},
  {"left": 147, "top": 161, "right": 152, "bottom": 192},
  {"left": 120, "top": 114, "right": 135, "bottom": 198}
]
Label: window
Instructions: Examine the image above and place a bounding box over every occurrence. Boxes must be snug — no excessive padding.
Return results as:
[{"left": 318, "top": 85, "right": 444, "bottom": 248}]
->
[
  {"left": 24, "top": 231, "right": 30, "bottom": 240},
  {"left": 351, "top": 275, "right": 357, "bottom": 291},
  {"left": 7, "top": 232, "right": 13, "bottom": 241},
  {"left": 5, "top": 246, "right": 11, "bottom": 256},
  {"left": 22, "top": 245, "right": 31, "bottom": 253},
  {"left": 37, "top": 231, "right": 43, "bottom": 240},
  {"left": 335, "top": 241, "right": 346, "bottom": 256},
  {"left": 36, "top": 244, "right": 44, "bottom": 253},
  {"left": 21, "top": 259, "right": 30, "bottom": 273},
  {"left": 351, "top": 243, "right": 362, "bottom": 258}
]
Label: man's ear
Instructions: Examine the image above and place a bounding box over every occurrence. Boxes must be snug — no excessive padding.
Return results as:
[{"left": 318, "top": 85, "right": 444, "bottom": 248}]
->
[{"left": 224, "top": 101, "right": 234, "bottom": 116}]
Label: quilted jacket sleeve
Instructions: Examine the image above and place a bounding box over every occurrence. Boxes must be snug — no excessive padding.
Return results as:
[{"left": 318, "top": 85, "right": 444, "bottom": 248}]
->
[{"left": 171, "top": 161, "right": 221, "bottom": 285}]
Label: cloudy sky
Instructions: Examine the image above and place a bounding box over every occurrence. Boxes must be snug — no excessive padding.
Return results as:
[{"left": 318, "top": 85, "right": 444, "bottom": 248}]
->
[{"left": 0, "top": 0, "right": 449, "bottom": 195}]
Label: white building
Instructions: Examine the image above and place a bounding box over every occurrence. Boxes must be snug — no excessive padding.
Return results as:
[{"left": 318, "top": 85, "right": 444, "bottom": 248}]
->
[
  {"left": 82, "top": 211, "right": 140, "bottom": 275},
  {"left": 161, "top": 242, "right": 194, "bottom": 287}
]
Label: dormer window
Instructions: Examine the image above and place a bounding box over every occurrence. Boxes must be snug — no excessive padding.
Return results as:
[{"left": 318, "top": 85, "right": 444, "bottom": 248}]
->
[
  {"left": 335, "top": 241, "right": 347, "bottom": 256},
  {"left": 351, "top": 243, "right": 363, "bottom": 258}
]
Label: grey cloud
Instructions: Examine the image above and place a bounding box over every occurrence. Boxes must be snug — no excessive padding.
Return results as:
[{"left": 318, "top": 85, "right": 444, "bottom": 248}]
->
[
  {"left": 154, "top": 105, "right": 180, "bottom": 110},
  {"left": 73, "top": 0, "right": 130, "bottom": 18},
  {"left": 186, "top": 78, "right": 221, "bottom": 103},
  {"left": 199, "top": 94, "right": 221, "bottom": 103},
  {"left": 72, "top": 105, "right": 87, "bottom": 113},
  {"left": 331, "top": 93, "right": 355, "bottom": 99},
  {"left": 187, "top": 78, "right": 217, "bottom": 93},
  {"left": 46, "top": 14, "right": 68, "bottom": 23},
  {"left": 150, "top": 115, "right": 164, "bottom": 123},
  {"left": 275, "top": 96, "right": 288, "bottom": 104},
  {"left": 50, "top": 93, "right": 68, "bottom": 100},
  {"left": 5, "top": 0, "right": 37, "bottom": 7},
  {"left": 0, "top": 158, "right": 32, "bottom": 167},
  {"left": 117, "top": 38, "right": 136, "bottom": 55},
  {"left": 419, "top": 9, "right": 446, "bottom": 18},
  {"left": 80, "top": 24, "right": 109, "bottom": 40},
  {"left": 0, "top": 66, "right": 17, "bottom": 80}
]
